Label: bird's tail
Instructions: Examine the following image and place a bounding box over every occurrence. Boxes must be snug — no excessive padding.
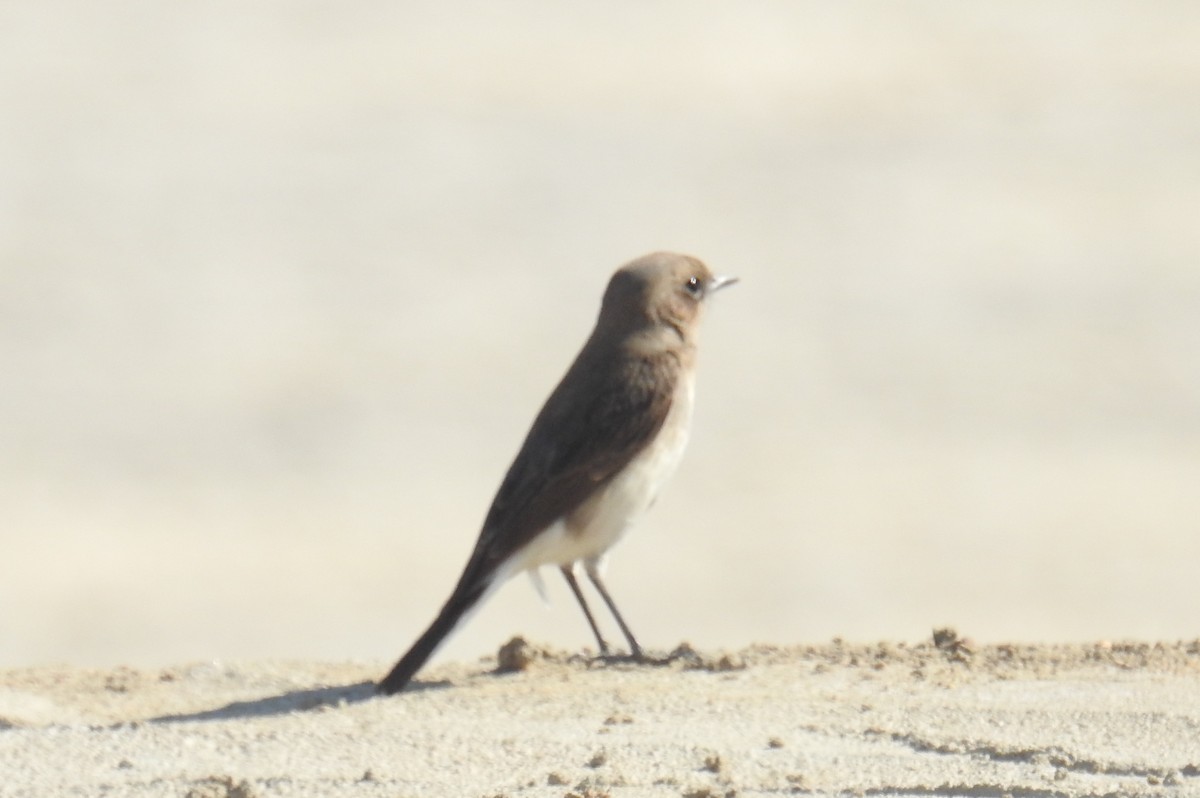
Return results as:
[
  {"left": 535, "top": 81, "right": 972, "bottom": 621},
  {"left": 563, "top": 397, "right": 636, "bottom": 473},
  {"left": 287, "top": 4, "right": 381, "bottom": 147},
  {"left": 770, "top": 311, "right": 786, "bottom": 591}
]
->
[{"left": 377, "top": 557, "right": 502, "bottom": 695}]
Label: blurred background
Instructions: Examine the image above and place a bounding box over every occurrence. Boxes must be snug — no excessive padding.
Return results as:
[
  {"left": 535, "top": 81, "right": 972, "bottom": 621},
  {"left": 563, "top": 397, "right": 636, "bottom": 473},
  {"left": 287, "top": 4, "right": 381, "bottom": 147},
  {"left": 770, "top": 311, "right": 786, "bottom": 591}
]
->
[{"left": 2, "top": 2, "right": 1198, "bottom": 668}]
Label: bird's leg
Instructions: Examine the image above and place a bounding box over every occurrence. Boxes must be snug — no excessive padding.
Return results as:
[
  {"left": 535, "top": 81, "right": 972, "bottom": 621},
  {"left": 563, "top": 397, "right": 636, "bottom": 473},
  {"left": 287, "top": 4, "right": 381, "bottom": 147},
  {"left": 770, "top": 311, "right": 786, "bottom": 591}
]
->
[
  {"left": 583, "top": 560, "right": 644, "bottom": 660},
  {"left": 560, "top": 564, "right": 610, "bottom": 655}
]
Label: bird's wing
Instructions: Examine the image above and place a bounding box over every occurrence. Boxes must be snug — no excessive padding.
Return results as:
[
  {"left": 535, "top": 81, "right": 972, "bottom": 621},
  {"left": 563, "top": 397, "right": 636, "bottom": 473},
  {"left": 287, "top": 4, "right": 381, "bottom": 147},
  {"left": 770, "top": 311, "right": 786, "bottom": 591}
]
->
[{"left": 468, "top": 350, "right": 679, "bottom": 576}]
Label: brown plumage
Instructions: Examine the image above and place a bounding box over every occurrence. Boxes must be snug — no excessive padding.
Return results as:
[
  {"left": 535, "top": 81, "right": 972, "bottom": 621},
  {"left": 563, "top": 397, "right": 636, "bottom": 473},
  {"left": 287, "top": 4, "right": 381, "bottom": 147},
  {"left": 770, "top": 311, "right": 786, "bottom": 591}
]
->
[{"left": 378, "top": 252, "right": 735, "bottom": 694}]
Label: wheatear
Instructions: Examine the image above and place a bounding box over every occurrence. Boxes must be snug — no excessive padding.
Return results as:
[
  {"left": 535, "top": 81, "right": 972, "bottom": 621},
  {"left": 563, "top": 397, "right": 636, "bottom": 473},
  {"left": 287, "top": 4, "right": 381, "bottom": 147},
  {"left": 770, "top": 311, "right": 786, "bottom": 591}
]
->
[{"left": 378, "top": 251, "right": 735, "bottom": 694}]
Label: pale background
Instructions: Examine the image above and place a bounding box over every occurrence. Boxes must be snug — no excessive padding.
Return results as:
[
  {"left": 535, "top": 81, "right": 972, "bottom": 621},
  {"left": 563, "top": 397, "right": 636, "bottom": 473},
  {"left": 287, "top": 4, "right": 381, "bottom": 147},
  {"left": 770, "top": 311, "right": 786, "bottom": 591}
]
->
[{"left": 2, "top": 2, "right": 1198, "bottom": 668}]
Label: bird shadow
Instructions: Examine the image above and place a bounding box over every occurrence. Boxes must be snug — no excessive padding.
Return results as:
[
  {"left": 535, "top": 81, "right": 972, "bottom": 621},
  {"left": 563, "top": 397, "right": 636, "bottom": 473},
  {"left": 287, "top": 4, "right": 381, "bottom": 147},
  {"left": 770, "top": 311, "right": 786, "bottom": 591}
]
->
[
  {"left": 147, "top": 678, "right": 452, "bottom": 724},
  {"left": 144, "top": 645, "right": 696, "bottom": 725}
]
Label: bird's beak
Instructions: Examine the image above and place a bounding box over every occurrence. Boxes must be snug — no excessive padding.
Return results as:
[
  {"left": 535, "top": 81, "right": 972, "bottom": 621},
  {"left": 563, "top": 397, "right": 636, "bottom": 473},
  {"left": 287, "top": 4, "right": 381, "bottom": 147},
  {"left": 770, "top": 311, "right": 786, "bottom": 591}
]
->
[{"left": 708, "top": 275, "right": 739, "bottom": 292}]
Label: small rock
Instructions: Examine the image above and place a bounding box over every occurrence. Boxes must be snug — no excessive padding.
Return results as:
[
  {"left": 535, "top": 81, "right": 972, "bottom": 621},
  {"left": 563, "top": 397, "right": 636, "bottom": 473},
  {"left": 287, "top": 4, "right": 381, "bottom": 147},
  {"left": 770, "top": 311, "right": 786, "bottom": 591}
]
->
[
  {"left": 496, "top": 637, "right": 536, "bottom": 672},
  {"left": 184, "top": 776, "right": 258, "bottom": 798}
]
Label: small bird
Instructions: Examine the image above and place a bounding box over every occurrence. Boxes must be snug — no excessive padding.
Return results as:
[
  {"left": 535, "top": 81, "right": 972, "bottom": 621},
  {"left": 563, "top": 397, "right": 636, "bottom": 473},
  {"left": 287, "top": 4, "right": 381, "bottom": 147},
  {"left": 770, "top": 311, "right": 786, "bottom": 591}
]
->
[{"left": 378, "top": 251, "right": 736, "bottom": 694}]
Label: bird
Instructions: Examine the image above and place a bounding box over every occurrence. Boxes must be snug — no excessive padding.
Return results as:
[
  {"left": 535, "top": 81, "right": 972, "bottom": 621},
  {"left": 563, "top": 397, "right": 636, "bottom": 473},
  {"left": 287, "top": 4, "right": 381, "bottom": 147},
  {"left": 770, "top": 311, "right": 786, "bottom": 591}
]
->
[{"left": 377, "top": 251, "right": 736, "bottom": 695}]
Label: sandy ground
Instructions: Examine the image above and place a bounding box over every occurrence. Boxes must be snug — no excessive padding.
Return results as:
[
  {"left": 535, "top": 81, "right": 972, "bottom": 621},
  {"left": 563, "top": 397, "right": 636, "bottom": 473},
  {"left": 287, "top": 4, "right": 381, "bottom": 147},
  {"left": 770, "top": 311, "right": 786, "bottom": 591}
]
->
[{"left": 3, "top": 633, "right": 1198, "bottom": 797}]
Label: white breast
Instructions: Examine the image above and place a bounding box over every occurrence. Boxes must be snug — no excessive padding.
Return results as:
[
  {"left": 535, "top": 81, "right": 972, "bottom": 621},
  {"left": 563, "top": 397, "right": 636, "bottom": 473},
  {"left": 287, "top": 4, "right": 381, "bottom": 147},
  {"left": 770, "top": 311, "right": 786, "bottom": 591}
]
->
[{"left": 508, "top": 371, "right": 696, "bottom": 574}]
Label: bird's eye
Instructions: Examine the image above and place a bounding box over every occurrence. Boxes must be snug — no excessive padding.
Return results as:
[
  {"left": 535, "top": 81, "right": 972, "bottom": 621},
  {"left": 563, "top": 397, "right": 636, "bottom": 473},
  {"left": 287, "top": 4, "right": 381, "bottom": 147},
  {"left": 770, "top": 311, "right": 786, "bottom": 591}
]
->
[{"left": 684, "top": 275, "right": 704, "bottom": 298}]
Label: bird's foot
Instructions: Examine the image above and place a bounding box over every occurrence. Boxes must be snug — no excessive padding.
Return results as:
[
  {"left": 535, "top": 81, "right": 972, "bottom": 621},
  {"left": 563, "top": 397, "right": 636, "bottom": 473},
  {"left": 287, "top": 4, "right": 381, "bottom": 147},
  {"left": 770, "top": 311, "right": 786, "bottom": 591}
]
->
[{"left": 588, "top": 648, "right": 673, "bottom": 668}]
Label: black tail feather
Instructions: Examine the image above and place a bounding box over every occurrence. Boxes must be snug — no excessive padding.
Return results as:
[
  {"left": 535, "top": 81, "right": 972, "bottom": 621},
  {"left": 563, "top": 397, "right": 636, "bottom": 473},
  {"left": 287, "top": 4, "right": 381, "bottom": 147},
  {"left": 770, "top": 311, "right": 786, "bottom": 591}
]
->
[{"left": 377, "top": 575, "right": 490, "bottom": 695}]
